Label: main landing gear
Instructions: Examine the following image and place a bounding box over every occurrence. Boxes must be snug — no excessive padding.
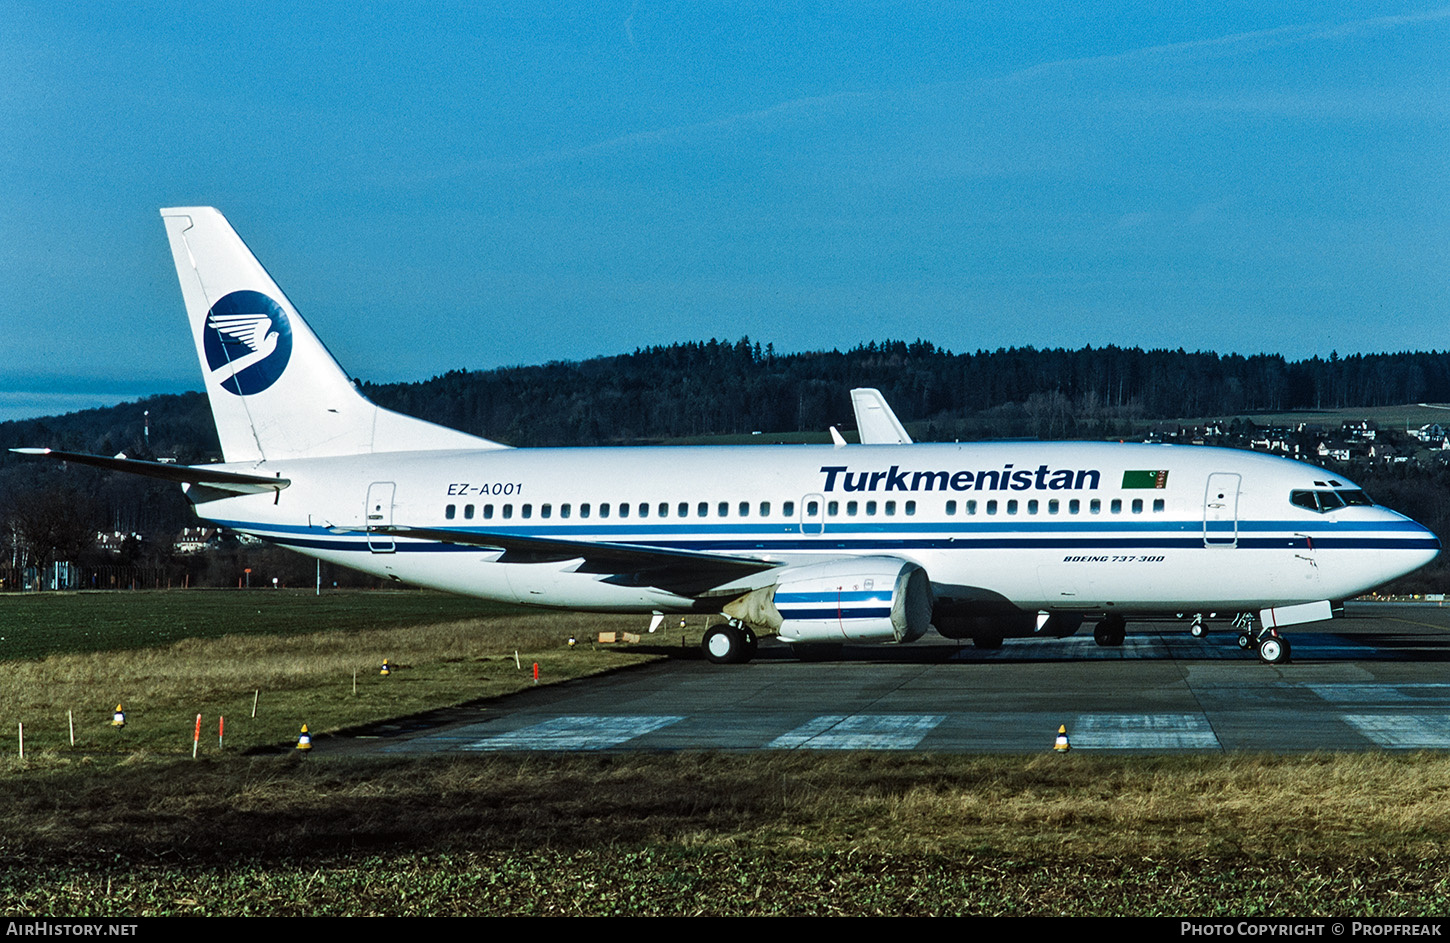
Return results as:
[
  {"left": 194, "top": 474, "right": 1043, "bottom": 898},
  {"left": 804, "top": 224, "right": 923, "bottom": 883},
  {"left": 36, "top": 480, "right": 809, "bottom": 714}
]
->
[
  {"left": 1231, "top": 612, "right": 1291, "bottom": 664},
  {"left": 701, "top": 621, "right": 758, "bottom": 665},
  {"left": 1092, "top": 614, "right": 1127, "bottom": 647}
]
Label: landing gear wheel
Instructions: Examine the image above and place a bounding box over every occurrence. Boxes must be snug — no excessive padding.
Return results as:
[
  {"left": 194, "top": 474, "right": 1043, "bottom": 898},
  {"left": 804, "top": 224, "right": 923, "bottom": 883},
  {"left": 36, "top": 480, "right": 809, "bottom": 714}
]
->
[
  {"left": 742, "top": 626, "right": 758, "bottom": 660},
  {"left": 1093, "top": 616, "right": 1126, "bottom": 647},
  {"left": 702, "top": 625, "right": 752, "bottom": 665},
  {"left": 1189, "top": 615, "right": 1207, "bottom": 639},
  {"left": 1257, "top": 635, "right": 1291, "bottom": 664},
  {"left": 1236, "top": 633, "right": 1254, "bottom": 650}
]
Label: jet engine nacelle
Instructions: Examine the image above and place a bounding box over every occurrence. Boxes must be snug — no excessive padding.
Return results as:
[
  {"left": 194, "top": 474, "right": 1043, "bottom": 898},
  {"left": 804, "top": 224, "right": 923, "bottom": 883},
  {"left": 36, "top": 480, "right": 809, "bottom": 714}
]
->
[{"left": 722, "top": 557, "right": 933, "bottom": 644}]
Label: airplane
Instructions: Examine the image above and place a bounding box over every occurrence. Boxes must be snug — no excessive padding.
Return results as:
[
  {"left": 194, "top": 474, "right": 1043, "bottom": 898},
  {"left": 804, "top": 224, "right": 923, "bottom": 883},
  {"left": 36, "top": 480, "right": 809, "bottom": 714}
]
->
[{"left": 16, "top": 207, "right": 1440, "bottom": 667}]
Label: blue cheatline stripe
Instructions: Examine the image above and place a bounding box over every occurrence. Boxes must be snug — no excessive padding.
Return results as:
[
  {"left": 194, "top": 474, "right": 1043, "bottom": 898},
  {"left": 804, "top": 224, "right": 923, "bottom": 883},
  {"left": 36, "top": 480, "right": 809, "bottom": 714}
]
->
[
  {"left": 775, "top": 607, "right": 894, "bottom": 620},
  {"left": 215, "top": 528, "right": 1438, "bottom": 557},
  {"left": 207, "top": 515, "right": 1431, "bottom": 538},
  {"left": 207, "top": 516, "right": 1438, "bottom": 554}
]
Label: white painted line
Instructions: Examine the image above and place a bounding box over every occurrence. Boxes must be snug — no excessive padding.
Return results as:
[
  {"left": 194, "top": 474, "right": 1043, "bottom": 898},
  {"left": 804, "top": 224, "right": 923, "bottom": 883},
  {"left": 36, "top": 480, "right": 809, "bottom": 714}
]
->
[
  {"left": 1068, "top": 713, "right": 1220, "bottom": 749},
  {"left": 1308, "top": 684, "right": 1450, "bottom": 705},
  {"left": 461, "top": 714, "right": 684, "bottom": 751},
  {"left": 768, "top": 714, "right": 945, "bottom": 750},
  {"left": 1343, "top": 714, "right": 1450, "bottom": 748}
]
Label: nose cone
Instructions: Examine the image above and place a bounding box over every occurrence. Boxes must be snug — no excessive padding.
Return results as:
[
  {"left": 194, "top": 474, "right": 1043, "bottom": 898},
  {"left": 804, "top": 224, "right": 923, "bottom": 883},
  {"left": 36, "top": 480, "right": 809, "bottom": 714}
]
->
[{"left": 1386, "top": 509, "right": 1440, "bottom": 580}]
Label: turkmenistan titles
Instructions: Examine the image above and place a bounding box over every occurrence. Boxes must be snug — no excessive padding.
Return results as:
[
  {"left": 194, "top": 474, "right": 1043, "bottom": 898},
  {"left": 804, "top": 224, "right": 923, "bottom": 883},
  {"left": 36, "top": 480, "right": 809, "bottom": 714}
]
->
[
  {"left": 819, "top": 464, "right": 1101, "bottom": 493},
  {"left": 1122, "top": 470, "right": 1169, "bottom": 489}
]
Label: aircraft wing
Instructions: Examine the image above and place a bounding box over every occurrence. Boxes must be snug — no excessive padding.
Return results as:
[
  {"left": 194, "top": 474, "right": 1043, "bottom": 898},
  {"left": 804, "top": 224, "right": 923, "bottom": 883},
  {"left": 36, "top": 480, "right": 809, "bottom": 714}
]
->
[
  {"left": 10, "top": 448, "right": 290, "bottom": 496},
  {"left": 850, "top": 388, "right": 913, "bottom": 445},
  {"left": 361, "top": 525, "right": 781, "bottom": 596}
]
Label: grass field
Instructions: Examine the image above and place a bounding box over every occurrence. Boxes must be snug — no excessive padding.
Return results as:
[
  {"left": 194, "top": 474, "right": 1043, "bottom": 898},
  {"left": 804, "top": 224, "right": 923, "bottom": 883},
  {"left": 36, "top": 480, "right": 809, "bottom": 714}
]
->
[{"left": 1, "top": 589, "right": 1448, "bottom": 916}]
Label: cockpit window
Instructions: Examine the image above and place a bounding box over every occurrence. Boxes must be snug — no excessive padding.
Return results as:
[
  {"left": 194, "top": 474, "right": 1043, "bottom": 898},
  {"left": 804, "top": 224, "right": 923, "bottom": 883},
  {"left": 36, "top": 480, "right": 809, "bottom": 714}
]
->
[
  {"left": 1290, "top": 491, "right": 1318, "bottom": 512},
  {"left": 1290, "top": 489, "right": 1373, "bottom": 513}
]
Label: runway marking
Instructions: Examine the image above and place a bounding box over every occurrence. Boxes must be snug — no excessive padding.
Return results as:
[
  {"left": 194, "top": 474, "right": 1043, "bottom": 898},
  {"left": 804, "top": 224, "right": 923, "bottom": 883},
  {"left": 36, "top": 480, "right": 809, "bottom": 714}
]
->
[
  {"left": 1343, "top": 714, "right": 1450, "bottom": 748},
  {"left": 1069, "top": 713, "right": 1221, "bottom": 750},
  {"left": 460, "top": 714, "right": 684, "bottom": 751},
  {"left": 768, "top": 714, "right": 945, "bottom": 750},
  {"left": 1307, "top": 683, "right": 1450, "bottom": 705},
  {"left": 1383, "top": 615, "right": 1450, "bottom": 631}
]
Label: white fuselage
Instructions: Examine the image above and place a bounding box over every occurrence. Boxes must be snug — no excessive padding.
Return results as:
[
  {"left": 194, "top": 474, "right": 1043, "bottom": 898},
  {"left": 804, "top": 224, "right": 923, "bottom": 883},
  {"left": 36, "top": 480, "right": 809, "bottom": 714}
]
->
[{"left": 188, "top": 441, "right": 1438, "bottom": 617}]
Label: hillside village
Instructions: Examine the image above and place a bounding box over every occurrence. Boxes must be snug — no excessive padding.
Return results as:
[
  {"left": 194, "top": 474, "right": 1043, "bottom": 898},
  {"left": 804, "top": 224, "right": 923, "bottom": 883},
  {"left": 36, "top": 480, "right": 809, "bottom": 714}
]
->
[{"left": 1148, "top": 419, "right": 1450, "bottom": 468}]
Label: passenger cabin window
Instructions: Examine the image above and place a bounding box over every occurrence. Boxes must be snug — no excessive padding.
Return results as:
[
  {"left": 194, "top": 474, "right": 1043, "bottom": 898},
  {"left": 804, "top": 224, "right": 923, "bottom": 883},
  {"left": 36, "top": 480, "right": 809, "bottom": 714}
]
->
[
  {"left": 783, "top": 501, "right": 795, "bottom": 517},
  {"left": 445, "top": 505, "right": 456, "bottom": 520}
]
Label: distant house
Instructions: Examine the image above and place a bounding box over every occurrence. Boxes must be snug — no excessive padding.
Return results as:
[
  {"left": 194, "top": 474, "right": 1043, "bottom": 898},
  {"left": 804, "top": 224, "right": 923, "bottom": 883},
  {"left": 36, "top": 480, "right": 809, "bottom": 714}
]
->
[
  {"left": 1412, "top": 423, "right": 1449, "bottom": 443},
  {"left": 172, "top": 527, "right": 216, "bottom": 554},
  {"left": 95, "top": 531, "right": 139, "bottom": 555}
]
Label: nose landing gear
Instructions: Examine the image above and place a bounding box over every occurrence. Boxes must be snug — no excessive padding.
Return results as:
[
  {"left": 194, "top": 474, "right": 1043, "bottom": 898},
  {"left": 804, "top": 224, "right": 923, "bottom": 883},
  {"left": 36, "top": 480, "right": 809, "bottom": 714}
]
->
[{"left": 1230, "top": 612, "right": 1291, "bottom": 664}]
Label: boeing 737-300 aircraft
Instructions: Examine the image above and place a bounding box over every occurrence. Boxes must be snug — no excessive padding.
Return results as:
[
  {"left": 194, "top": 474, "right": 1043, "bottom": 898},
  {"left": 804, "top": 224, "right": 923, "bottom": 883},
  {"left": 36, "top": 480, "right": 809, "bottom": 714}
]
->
[{"left": 17, "top": 208, "right": 1441, "bottom": 665}]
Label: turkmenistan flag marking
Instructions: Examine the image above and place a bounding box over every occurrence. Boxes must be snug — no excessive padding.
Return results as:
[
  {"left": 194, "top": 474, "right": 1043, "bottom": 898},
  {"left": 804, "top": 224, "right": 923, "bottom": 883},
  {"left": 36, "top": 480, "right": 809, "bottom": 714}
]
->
[{"left": 1122, "top": 470, "right": 1169, "bottom": 489}]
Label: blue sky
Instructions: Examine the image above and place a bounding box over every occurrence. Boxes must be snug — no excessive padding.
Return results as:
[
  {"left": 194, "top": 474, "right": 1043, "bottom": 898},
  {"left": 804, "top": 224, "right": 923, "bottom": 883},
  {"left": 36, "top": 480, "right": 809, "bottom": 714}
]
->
[{"left": 2, "top": 2, "right": 1447, "bottom": 420}]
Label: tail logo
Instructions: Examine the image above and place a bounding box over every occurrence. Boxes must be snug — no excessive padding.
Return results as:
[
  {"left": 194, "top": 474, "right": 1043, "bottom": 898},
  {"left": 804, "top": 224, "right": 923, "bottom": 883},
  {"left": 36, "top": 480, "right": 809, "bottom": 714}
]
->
[{"left": 202, "top": 291, "right": 294, "bottom": 395}]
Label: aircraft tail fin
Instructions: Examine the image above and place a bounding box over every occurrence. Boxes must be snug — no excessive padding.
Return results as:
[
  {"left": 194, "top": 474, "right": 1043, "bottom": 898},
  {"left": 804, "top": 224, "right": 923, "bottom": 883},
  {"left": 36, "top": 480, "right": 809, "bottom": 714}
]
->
[
  {"left": 851, "top": 388, "right": 913, "bottom": 445},
  {"left": 160, "top": 207, "right": 506, "bottom": 463}
]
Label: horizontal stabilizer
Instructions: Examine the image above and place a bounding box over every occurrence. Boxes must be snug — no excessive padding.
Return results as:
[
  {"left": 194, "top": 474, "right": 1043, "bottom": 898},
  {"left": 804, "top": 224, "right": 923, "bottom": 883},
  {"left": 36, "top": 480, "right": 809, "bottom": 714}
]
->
[
  {"left": 345, "top": 525, "right": 779, "bottom": 596},
  {"left": 11, "top": 448, "right": 289, "bottom": 496}
]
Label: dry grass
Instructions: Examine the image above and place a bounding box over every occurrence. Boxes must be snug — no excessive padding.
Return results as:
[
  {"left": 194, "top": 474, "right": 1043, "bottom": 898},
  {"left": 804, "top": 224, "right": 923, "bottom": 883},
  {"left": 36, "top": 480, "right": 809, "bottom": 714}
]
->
[
  {"left": 1, "top": 752, "right": 1449, "bottom": 915},
  {"left": 0, "top": 609, "right": 667, "bottom": 757}
]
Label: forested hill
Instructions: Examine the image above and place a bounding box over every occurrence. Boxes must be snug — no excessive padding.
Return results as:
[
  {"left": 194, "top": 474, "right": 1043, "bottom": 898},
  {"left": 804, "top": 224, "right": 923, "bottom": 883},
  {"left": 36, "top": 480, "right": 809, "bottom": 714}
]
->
[
  {"left": 360, "top": 341, "right": 1450, "bottom": 447},
  {"left": 5, "top": 341, "right": 1450, "bottom": 456}
]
